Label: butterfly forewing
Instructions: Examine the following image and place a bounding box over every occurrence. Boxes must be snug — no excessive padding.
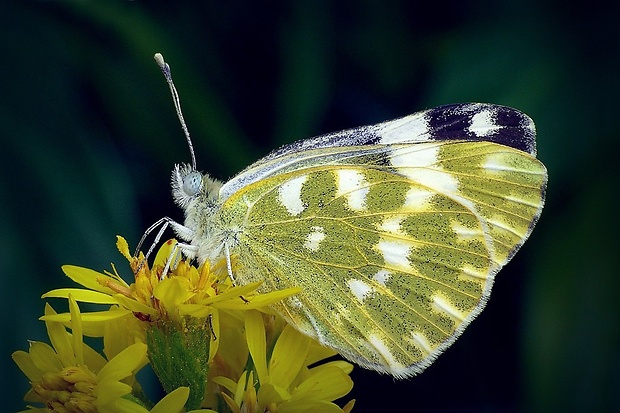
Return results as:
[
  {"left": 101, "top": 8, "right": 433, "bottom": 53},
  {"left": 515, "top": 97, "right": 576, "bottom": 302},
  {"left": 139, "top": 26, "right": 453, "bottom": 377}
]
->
[
  {"left": 216, "top": 136, "right": 546, "bottom": 377},
  {"left": 219, "top": 103, "right": 537, "bottom": 199}
]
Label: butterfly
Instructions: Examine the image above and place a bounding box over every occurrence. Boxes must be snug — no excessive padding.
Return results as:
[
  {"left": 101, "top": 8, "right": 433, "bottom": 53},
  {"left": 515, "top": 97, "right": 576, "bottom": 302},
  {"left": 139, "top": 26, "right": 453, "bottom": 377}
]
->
[{"left": 148, "top": 54, "right": 547, "bottom": 379}]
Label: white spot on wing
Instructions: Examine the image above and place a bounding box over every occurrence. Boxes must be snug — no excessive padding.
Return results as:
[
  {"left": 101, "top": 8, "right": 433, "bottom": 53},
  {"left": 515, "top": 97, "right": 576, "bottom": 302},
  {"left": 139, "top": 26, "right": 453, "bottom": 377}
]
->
[
  {"left": 336, "top": 170, "right": 369, "bottom": 211},
  {"left": 375, "top": 239, "right": 412, "bottom": 271},
  {"left": 469, "top": 109, "right": 501, "bottom": 137},
  {"left": 451, "top": 221, "right": 483, "bottom": 240},
  {"left": 369, "top": 334, "right": 406, "bottom": 372},
  {"left": 303, "top": 226, "right": 325, "bottom": 252},
  {"left": 347, "top": 279, "right": 375, "bottom": 303},
  {"left": 432, "top": 294, "right": 466, "bottom": 322},
  {"left": 409, "top": 331, "right": 433, "bottom": 356},
  {"left": 403, "top": 187, "right": 434, "bottom": 210},
  {"left": 377, "top": 112, "right": 431, "bottom": 144},
  {"left": 377, "top": 215, "right": 405, "bottom": 235},
  {"left": 459, "top": 265, "right": 489, "bottom": 283},
  {"left": 484, "top": 153, "right": 539, "bottom": 175},
  {"left": 278, "top": 175, "right": 307, "bottom": 216},
  {"left": 390, "top": 145, "right": 459, "bottom": 195},
  {"left": 483, "top": 153, "right": 512, "bottom": 172},
  {"left": 391, "top": 144, "right": 440, "bottom": 168},
  {"left": 373, "top": 269, "right": 391, "bottom": 286},
  {"left": 504, "top": 194, "right": 541, "bottom": 208}
]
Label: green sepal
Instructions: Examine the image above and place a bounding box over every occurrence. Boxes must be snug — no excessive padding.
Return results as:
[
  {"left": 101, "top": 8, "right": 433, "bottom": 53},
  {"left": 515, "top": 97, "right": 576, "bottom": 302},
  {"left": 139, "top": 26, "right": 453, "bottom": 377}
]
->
[{"left": 146, "top": 319, "right": 210, "bottom": 410}]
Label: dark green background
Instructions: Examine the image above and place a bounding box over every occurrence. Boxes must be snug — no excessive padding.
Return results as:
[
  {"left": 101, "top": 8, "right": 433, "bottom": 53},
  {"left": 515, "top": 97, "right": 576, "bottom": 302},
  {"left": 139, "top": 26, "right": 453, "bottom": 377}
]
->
[{"left": 2, "top": 2, "right": 618, "bottom": 412}]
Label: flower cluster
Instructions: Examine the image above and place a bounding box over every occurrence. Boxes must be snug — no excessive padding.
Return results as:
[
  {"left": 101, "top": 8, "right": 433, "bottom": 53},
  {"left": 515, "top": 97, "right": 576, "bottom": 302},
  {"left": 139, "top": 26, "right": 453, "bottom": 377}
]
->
[{"left": 13, "top": 237, "right": 355, "bottom": 412}]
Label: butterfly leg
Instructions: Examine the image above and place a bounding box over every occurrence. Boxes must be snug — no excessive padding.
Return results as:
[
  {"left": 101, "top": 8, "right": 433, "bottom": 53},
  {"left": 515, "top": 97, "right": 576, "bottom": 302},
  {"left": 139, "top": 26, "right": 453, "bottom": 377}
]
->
[
  {"left": 134, "top": 216, "right": 196, "bottom": 266},
  {"left": 161, "top": 240, "right": 199, "bottom": 278},
  {"left": 224, "top": 242, "right": 237, "bottom": 285}
]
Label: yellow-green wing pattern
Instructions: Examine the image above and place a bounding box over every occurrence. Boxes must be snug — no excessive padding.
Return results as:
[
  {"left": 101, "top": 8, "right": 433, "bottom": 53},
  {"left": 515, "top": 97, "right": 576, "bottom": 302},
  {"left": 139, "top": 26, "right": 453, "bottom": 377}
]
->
[{"left": 217, "top": 140, "right": 546, "bottom": 378}]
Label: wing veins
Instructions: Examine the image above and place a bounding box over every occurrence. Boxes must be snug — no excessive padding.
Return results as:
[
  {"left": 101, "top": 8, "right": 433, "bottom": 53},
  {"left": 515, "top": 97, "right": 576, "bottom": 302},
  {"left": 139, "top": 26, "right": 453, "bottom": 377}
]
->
[
  {"left": 250, "top": 228, "right": 484, "bottom": 301},
  {"left": 263, "top": 241, "right": 455, "bottom": 347}
]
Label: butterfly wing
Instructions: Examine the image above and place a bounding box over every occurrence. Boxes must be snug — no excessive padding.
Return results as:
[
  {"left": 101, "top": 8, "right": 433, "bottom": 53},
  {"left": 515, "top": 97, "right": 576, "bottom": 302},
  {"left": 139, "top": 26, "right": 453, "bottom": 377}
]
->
[
  {"left": 219, "top": 103, "right": 538, "bottom": 199},
  {"left": 216, "top": 105, "right": 547, "bottom": 378}
]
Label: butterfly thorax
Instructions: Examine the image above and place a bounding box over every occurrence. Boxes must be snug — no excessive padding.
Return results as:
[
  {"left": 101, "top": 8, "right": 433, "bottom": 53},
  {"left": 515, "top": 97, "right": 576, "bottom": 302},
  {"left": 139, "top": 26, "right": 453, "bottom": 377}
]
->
[{"left": 171, "top": 163, "right": 228, "bottom": 262}]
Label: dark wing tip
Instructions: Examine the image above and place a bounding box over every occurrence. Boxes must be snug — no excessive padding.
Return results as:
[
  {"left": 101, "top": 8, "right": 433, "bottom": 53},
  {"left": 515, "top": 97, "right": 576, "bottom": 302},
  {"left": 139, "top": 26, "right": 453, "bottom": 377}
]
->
[{"left": 426, "top": 103, "right": 537, "bottom": 155}]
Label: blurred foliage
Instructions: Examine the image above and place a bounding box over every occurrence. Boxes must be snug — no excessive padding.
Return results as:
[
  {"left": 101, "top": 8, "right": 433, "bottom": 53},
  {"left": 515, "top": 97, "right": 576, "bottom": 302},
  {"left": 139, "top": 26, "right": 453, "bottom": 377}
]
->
[{"left": 2, "top": 1, "right": 618, "bottom": 412}]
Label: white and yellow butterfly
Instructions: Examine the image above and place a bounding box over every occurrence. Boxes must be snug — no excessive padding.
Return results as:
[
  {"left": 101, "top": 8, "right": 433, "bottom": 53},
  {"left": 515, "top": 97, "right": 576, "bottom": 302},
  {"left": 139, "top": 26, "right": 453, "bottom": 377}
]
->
[{"left": 148, "top": 54, "right": 547, "bottom": 379}]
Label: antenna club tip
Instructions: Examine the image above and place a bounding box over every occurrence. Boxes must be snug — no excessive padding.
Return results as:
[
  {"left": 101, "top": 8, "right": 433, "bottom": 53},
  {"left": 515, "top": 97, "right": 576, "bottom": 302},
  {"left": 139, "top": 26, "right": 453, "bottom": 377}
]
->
[
  {"left": 154, "top": 52, "right": 164, "bottom": 64},
  {"left": 154, "top": 53, "right": 167, "bottom": 68}
]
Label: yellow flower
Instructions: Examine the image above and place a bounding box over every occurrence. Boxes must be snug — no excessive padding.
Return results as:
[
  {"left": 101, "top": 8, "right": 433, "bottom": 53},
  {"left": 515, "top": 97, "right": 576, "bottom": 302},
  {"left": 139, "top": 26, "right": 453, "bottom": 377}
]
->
[
  {"left": 43, "top": 237, "right": 299, "bottom": 337},
  {"left": 213, "top": 310, "right": 356, "bottom": 413},
  {"left": 39, "top": 237, "right": 303, "bottom": 410},
  {"left": 11, "top": 297, "right": 191, "bottom": 413}
]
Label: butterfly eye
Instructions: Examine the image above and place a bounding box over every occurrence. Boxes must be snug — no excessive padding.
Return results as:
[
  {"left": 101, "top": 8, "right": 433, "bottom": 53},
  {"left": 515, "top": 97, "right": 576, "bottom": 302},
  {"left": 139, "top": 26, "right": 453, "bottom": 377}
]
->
[{"left": 182, "top": 171, "right": 202, "bottom": 196}]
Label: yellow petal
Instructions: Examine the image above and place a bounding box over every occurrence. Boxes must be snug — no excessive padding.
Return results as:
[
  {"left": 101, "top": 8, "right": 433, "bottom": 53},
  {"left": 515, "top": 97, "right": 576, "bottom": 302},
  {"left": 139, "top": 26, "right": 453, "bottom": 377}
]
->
[
  {"left": 208, "top": 309, "right": 220, "bottom": 362},
  {"left": 153, "top": 277, "right": 195, "bottom": 309},
  {"left": 269, "top": 325, "right": 310, "bottom": 389},
  {"left": 116, "top": 235, "right": 132, "bottom": 261},
  {"left": 214, "top": 287, "right": 301, "bottom": 310},
  {"left": 233, "top": 370, "right": 248, "bottom": 406},
  {"left": 112, "top": 294, "right": 157, "bottom": 315},
  {"left": 305, "top": 342, "right": 338, "bottom": 367},
  {"left": 62, "top": 265, "right": 118, "bottom": 294},
  {"left": 95, "top": 379, "right": 133, "bottom": 406},
  {"left": 176, "top": 303, "right": 212, "bottom": 318},
  {"left": 43, "top": 306, "right": 134, "bottom": 342},
  {"left": 241, "top": 371, "right": 258, "bottom": 412},
  {"left": 278, "top": 400, "right": 343, "bottom": 413},
  {"left": 12, "top": 350, "right": 43, "bottom": 382},
  {"left": 292, "top": 365, "right": 353, "bottom": 402},
  {"left": 43, "top": 288, "right": 118, "bottom": 304},
  {"left": 220, "top": 392, "right": 241, "bottom": 413},
  {"left": 200, "top": 282, "right": 263, "bottom": 306},
  {"left": 211, "top": 376, "right": 238, "bottom": 394},
  {"left": 82, "top": 339, "right": 108, "bottom": 373},
  {"left": 102, "top": 397, "right": 149, "bottom": 413},
  {"left": 44, "top": 303, "right": 76, "bottom": 367},
  {"left": 244, "top": 311, "right": 268, "bottom": 384},
  {"left": 42, "top": 309, "right": 131, "bottom": 324},
  {"left": 309, "top": 360, "right": 354, "bottom": 376},
  {"left": 29, "top": 341, "right": 63, "bottom": 373},
  {"left": 97, "top": 342, "right": 147, "bottom": 383},
  {"left": 103, "top": 310, "right": 145, "bottom": 360},
  {"left": 342, "top": 399, "right": 356, "bottom": 413},
  {"left": 213, "top": 311, "right": 249, "bottom": 378},
  {"left": 256, "top": 383, "right": 290, "bottom": 408},
  {"left": 153, "top": 239, "right": 179, "bottom": 267},
  {"left": 68, "top": 295, "right": 84, "bottom": 365},
  {"left": 150, "top": 387, "right": 190, "bottom": 413}
]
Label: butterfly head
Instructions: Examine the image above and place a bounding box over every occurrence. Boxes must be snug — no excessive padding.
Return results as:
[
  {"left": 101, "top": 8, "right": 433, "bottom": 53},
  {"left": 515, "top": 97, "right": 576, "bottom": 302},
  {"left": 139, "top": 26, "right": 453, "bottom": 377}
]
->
[{"left": 171, "top": 163, "right": 222, "bottom": 209}]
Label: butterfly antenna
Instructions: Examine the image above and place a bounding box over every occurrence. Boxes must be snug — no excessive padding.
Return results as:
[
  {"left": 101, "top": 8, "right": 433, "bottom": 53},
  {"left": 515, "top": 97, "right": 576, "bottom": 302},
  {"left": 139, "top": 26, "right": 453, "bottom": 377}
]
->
[{"left": 154, "top": 53, "right": 197, "bottom": 170}]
